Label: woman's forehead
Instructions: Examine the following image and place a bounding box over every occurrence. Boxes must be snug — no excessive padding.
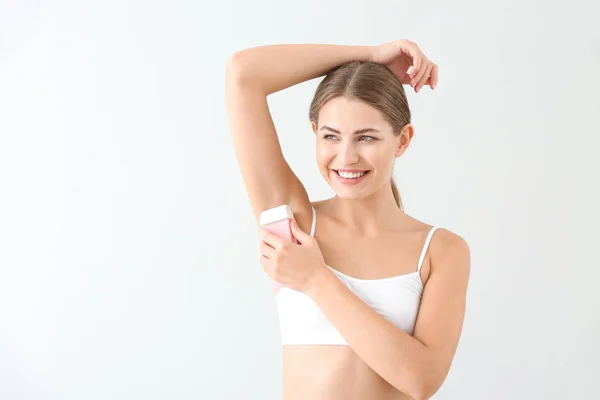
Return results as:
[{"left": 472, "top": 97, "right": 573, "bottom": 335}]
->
[{"left": 318, "top": 98, "right": 390, "bottom": 131}]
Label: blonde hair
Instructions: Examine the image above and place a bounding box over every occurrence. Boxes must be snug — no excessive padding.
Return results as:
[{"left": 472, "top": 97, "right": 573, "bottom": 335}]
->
[{"left": 309, "top": 61, "right": 411, "bottom": 210}]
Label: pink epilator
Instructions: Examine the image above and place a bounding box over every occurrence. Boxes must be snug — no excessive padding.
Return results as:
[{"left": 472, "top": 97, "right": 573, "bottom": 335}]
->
[{"left": 259, "top": 204, "right": 298, "bottom": 295}]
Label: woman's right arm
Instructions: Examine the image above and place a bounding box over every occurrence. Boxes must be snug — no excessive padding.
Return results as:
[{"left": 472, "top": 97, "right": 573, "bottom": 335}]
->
[
  {"left": 225, "top": 44, "right": 373, "bottom": 227},
  {"left": 227, "top": 44, "right": 373, "bottom": 95}
]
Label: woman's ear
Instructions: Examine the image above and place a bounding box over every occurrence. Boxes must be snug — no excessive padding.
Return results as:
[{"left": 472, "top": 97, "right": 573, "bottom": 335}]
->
[
  {"left": 395, "top": 124, "right": 414, "bottom": 157},
  {"left": 311, "top": 121, "right": 317, "bottom": 134}
]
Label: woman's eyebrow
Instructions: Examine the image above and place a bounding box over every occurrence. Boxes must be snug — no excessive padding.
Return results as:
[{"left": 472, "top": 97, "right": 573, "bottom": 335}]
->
[{"left": 319, "top": 126, "right": 381, "bottom": 135}]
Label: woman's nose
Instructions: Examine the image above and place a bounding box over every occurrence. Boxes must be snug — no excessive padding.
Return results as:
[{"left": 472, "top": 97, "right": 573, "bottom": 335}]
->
[{"left": 338, "top": 142, "right": 360, "bottom": 164}]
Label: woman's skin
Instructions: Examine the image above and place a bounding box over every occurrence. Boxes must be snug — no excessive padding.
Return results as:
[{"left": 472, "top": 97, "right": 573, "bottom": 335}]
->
[{"left": 226, "top": 40, "right": 470, "bottom": 400}]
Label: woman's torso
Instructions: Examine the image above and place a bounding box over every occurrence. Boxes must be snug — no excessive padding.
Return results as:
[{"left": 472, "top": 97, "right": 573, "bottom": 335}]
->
[{"left": 279, "top": 200, "right": 435, "bottom": 400}]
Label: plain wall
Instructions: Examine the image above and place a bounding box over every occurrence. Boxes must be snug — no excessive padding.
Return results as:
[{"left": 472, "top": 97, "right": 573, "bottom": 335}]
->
[{"left": 1, "top": 0, "right": 599, "bottom": 399}]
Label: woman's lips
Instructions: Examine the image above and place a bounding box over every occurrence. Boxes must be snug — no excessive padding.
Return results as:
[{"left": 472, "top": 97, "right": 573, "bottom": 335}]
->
[{"left": 333, "top": 170, "right": 371, "bottom": 185}]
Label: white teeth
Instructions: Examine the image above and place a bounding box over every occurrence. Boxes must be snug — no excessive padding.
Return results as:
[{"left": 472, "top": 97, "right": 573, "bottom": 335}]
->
[{"left": 337, "top": 170, "right": 366, "bottom": 179}]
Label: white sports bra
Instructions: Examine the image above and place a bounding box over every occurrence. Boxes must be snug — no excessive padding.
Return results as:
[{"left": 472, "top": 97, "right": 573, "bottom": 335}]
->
[{"left": 275, "top": 206, "right": 439, "bottom": 346}]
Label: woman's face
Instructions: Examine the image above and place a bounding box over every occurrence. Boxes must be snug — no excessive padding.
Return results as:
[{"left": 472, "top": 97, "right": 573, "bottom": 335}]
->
[{"left": 312, "top": 96, "right": 413, "bottom": 200}]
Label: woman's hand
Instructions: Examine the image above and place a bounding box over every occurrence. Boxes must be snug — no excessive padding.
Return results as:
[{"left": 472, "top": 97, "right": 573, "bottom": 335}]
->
[
  {"left": 371, "top": 39, "right": 438, "bottom": 93},
  {"left": 259, "top": 219, "right": 328, "bottom": 295}
]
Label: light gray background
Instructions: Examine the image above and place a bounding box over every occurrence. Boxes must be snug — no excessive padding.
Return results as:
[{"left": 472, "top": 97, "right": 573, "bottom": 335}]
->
[{"left": 1, "top": 1, "right": 599, "bottom": 399}]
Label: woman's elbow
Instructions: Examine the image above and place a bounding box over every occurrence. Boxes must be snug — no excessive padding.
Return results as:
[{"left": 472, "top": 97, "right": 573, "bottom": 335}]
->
[{"left": 226, "top": 51, "right": 255, "bottom": 87}]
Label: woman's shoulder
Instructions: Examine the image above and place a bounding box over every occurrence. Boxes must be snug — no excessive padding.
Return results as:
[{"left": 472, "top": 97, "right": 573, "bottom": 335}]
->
[
  {"left": 396, "top": 214, "right": 469, "bottom": 265},
  {"left": 426, "top": 225, "right": 470, "bottom": 273},
  {"left": 426, "top": 225, "right": 468, "bottom": 253},
  {"left": 411, "top": 218, "right": 467, "bottom": 253},
  {"left": 399, "top": 212, "right": 462, "bottom": 238},
  {"left": 408, "top": 217, "right": 470, "bottom": 279}
]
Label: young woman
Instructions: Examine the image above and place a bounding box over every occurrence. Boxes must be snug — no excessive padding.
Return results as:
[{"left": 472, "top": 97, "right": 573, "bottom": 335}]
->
[{"left": 225, "top": 40, "right": 470, "bottom": 400}]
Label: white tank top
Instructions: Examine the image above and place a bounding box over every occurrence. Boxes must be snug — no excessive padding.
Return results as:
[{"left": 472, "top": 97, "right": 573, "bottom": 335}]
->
[{"left": 274, "top": 206, "right": 439, "bottom": 345}]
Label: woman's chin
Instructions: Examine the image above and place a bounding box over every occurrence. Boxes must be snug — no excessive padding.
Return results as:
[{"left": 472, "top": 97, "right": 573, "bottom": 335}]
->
[{"left": 332, "top": 187, "right": 370, "bottom": 200}]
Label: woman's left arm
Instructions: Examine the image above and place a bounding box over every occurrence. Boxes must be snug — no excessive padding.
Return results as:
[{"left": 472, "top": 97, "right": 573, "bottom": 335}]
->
[{"left": 306, "top": 230, "right": 471, "bottom": 400}]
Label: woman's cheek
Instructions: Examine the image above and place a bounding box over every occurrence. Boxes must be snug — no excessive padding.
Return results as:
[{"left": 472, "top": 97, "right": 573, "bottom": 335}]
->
[{"left": 316, "top": 146, "right": 334, "bottom": 171}]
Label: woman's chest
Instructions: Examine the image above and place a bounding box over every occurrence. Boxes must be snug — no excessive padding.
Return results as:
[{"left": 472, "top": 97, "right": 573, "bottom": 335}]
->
[{"left": 316, "top": 232, "right": 428, "bottom": 281}]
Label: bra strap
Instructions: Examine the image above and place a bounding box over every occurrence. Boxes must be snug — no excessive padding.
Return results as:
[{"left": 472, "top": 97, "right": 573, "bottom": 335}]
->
[
  {"left": 310, "top": 206, "right": 316, "bottom": 237},
  {"left": 417, "top": 227, "right": 439, "bottom": 272}
]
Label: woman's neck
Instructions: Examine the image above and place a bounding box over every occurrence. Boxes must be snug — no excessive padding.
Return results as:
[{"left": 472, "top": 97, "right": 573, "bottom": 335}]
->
[{"left": 324, "top": 191, "right": 406, "bottom": 236}]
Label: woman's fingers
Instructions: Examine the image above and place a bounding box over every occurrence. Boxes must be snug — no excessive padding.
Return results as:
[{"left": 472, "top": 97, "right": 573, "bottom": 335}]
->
[
  {"left": 260, "top": 240, "right": 275, "bottom": 259},
  {"left": 412, "top": 57, "right": 429, "bottom": 88},
  {"left": 416, "top": 63, "right": 433, "bottom": 92},
  {"left": 410, "top": 54, "right": 422, "bottom": 81},
  {"left": 401, "top": 73, "right": 413, "bottom": 85},
  {"left": 430, "top": 64, "right": 438, "bottom": 89},
  {"left": 384, "top": 40, "right": 437, "bottom": 92}
]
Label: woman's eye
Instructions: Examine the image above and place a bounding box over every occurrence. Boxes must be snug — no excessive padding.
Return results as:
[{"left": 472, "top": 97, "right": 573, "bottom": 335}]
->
[{"left": 323, "top": 135, "right": 376, "bottom": 141}]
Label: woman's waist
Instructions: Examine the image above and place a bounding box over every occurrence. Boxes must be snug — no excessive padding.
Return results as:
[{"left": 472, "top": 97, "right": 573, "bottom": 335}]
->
[{"left": 281, "top": 345, "right": 410, "bottom": 400}]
